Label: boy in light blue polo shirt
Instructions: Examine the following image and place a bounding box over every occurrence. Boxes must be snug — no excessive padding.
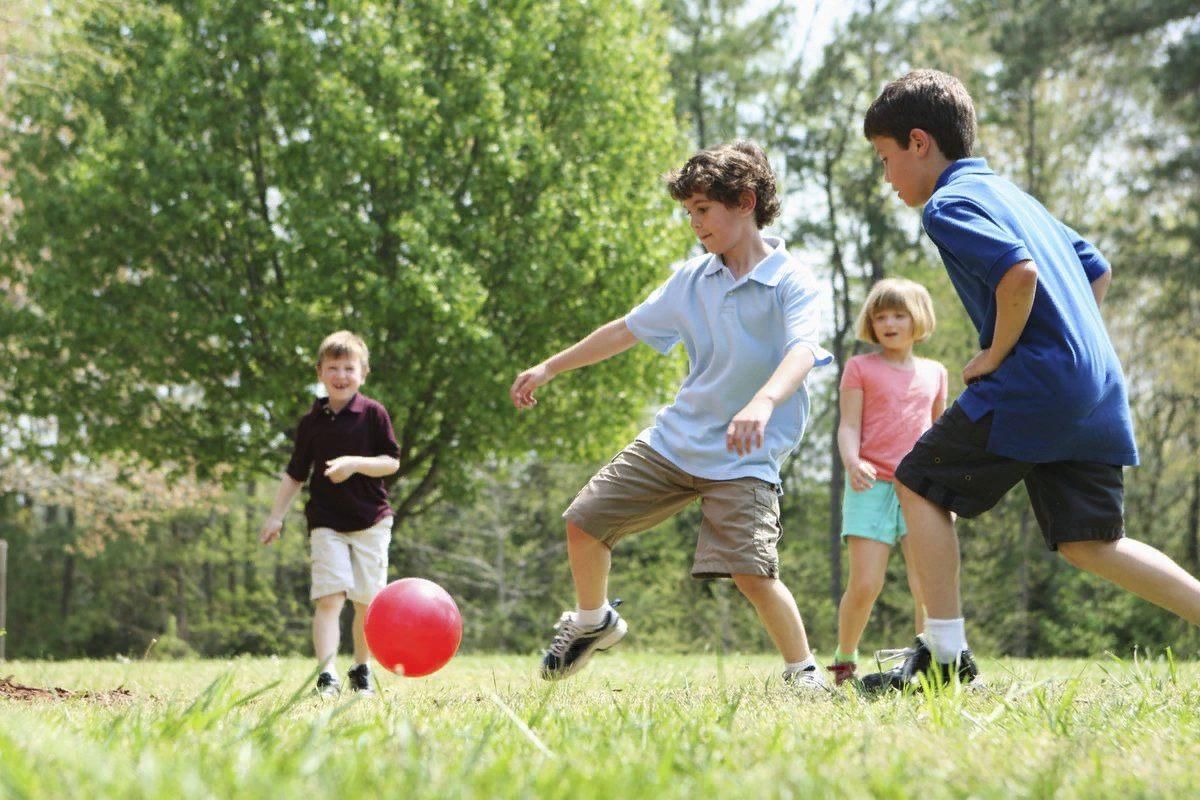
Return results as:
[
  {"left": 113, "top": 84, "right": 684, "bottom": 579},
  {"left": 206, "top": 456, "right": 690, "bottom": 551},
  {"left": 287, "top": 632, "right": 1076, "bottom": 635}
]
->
[
  {"left": 510, "top": 141, "right": 833, "bottom": 687},
  {"left": 858, "top": 70, "right": 1200, "bottom": 691}
]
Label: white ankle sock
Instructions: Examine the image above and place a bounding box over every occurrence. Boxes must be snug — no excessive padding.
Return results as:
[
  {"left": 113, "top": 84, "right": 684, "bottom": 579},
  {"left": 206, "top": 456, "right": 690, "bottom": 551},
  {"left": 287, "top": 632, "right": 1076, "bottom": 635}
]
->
[
  {"left": 924, "top": 618, "right": 967, "bottom": 663},
  {"left": 783, "top": 656, "right": 817, "bottom": 674},
  {"left": 575, "top": 603, "right": 612, "bottom": 628}
]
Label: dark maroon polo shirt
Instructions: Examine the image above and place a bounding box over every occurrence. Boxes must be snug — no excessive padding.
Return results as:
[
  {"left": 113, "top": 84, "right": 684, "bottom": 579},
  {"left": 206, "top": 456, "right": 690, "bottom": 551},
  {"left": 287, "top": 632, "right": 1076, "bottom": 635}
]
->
[{"left": 285, "top": 393, "right": 401, "bottom": 533}]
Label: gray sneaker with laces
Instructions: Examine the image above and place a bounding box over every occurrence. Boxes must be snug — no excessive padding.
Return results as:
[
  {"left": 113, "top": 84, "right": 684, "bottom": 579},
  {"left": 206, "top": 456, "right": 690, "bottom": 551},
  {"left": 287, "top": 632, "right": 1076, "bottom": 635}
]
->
[{"left": 540, "top": 600, "right": 628, "bottom": 681}]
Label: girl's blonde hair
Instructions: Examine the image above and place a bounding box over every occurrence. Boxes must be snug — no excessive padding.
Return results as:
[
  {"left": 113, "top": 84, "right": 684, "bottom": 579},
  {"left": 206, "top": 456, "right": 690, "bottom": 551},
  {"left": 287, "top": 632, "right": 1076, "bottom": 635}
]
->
[
  {"left": 854, "top": 278, "right": 936, "bottom": 344},
  {"left": 316, "top": 330, "right": 370, "bottom": 374}
]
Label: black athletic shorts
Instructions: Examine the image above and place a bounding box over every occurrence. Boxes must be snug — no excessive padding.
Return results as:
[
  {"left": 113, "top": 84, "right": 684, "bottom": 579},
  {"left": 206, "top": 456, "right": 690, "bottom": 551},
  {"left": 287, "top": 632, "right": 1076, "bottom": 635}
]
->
[{"left": 894, "top": 403, "right": 1126, "bottom": 551}]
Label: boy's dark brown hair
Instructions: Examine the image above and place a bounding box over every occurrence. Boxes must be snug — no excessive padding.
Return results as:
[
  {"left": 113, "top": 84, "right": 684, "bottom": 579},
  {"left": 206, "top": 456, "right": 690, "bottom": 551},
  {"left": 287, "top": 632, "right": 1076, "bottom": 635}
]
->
[
  {"left": 863, "top": 70, "right": 976, "bottom": 161},
  {"left": 665, "top": 140, "right": 781, "bottom": 229}
]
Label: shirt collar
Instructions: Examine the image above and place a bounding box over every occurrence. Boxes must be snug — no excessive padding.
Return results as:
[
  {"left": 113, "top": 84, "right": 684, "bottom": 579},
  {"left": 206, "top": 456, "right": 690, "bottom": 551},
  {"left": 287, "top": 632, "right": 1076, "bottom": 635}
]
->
[
  {"left": 702, "top": 236, "right": 790, "bottom": 286},
  {"left": 319, "top": 392, "right": 366, "bottom": 416},
  {"left": 934, "top": 157, "right": 994, "bottom": 193}
]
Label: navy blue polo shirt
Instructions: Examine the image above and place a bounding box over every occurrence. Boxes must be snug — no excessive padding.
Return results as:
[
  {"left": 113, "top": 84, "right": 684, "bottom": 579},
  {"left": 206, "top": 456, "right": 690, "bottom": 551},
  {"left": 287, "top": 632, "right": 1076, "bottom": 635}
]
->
[
  {"left": 921, "top": 158, "right": 1138, "bottom": 465},
  {"left": 286, "top": 393, "right": 401, "bottom": 532}
]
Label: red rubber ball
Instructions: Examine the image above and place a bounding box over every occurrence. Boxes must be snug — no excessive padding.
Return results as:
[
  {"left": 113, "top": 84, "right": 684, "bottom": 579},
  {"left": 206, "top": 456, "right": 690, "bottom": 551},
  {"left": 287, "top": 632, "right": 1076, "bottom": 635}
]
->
[{"left": 364, "top": 578, "right": 463, "bottom": 677}]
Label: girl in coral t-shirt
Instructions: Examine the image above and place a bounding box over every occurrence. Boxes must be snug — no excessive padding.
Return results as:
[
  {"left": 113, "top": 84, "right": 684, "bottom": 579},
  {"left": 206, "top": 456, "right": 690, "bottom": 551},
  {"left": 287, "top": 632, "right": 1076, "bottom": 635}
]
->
[{"left": 829, "top": 278, "right": 947, "bottom": 685}]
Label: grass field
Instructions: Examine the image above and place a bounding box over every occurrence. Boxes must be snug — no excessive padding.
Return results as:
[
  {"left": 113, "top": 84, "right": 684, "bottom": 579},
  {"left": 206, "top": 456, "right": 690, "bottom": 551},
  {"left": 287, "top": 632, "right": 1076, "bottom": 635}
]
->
[{"left": 2, "top": 652, "right": 1199, "bottom": 798}]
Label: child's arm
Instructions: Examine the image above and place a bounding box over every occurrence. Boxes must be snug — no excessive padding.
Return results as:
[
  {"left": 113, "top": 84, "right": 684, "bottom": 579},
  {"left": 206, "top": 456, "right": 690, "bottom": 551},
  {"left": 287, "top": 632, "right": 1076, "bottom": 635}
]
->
[
  {"left": 259, "top": 474, "right": 303, "bottom": 545},
  {"left": 324, "top": 455, "right": 401, "bottom": 484},
  {"left": 1091, "top": 269, "right": 1112, "bottom": 306},
  {"left": 510, "top": 318, "right": 638, "bottom": 409},
  {"left": 963, "top": 259, "right": 1038, "bottom": 384},
  {"left": 838, "top": 387, "right": 877, "bottom": 491},
  {"left": 726, "top": 346, "right": 817, "bottom": 456}
]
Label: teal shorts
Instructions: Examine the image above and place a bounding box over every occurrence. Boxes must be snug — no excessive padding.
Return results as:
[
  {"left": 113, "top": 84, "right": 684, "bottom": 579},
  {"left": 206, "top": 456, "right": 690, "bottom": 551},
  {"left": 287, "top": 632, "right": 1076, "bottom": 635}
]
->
[{"left": 841, "top": 478, "right": 907, "bottom": 545}]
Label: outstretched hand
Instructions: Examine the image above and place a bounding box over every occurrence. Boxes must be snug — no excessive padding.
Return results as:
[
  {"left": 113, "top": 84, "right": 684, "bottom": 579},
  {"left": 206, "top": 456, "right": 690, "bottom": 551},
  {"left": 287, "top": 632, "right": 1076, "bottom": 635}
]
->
[
  {"left": 510, "top": 363, "right": 553, "bottom": 409},
  {"left": 726, "top": 396, "right": 774, "bottom": 456}
]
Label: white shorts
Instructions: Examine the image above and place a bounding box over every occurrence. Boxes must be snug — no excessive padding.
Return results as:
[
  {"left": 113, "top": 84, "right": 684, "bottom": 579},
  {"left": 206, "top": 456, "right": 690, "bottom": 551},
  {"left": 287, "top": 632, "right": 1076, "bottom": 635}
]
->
[{"left": 310, "top": 517, "right": 393, "bottom": 604}]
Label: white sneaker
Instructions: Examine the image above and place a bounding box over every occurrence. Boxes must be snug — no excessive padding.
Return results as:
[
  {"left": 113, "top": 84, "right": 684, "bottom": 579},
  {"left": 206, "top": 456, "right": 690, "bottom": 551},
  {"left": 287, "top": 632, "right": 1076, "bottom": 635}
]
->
[
  {"left": 783, "top": 666, "right": 831, "bottom": 695},
  {"left": 315, "top": 671, "right": 341, "bottom": 697}
]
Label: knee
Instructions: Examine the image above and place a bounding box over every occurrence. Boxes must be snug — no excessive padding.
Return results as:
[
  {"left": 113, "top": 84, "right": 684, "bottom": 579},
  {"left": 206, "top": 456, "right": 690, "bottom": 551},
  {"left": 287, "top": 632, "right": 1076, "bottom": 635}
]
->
[
  {"left": 732, "top": 573, "right": 775, "bottom": 600},
  {"left": 314, "top": 593, "right": 345, "bottom": 614},
  {"left": 845, "top": 575, "right": 884, "bottom": 604},
  {"left": 1058, "top": 540, "right": 1102, "bottom": 569}
]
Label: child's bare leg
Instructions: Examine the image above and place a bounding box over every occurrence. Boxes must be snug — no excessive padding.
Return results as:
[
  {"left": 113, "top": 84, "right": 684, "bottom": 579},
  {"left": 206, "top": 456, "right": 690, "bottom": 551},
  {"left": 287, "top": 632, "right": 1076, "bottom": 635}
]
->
[
  {"left": 313, "top": 592, "right": 344, "bottom": 669},
  {"left": 351, "top": 602, "right": 371, "bottom": 664},
  {"left": 732, "top": 574, "right": 811, "bottom": 662},
  {"left": 896, "top": 483, "right": 961, "bottom": 619},
  {"left": 1058, "top": 538, "right": 1200, "bottom": 624},
  {"left": 568, "top": 521, "right": 612, "bottom": 610},
  {"left": 836, "top": 537, "right": 890, "bottom": 654},
  {"left": 899, "top": 535, "right": 926, "bottom": 635}
]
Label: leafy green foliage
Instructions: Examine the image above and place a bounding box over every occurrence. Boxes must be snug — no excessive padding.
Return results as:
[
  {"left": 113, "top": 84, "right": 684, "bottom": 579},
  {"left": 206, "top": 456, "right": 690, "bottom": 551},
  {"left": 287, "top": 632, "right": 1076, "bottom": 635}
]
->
[{"left": 0, "top": 0, "right": 690, "bottom": 515}]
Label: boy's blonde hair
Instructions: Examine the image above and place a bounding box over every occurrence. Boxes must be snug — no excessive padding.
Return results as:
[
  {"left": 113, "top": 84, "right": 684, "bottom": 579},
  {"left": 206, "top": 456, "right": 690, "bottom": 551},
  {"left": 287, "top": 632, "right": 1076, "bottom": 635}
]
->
[
  {"left": 855, "top": 278, "right": 936, "bottom": 344},
  {"left": 316, "top": 330, "right": 370, "bottom": 373}
]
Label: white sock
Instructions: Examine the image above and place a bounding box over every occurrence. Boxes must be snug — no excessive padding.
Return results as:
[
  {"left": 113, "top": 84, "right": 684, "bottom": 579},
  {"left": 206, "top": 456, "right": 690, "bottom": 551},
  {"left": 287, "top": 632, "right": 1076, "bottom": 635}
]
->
[
  {"left": 783, "top": 656, "right": 817, "bottom": 674},
  {"left": 575, "top": 602, "right": 612, "bottom": 628},
  {"left": 923, "top": 618, "right": 968, "bottom": 663}
]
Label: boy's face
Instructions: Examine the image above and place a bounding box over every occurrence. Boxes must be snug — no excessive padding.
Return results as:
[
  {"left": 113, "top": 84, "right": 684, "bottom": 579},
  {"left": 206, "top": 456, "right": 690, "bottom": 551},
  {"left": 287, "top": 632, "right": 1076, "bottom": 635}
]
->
[
  {"left": 681, "top": 191, "right": 755, "bottom": 255},
  {"left": 317, "top": 354, "right": 365, "bottom": 405},
  {"left": 870, "top": 133, "right": 939, "bottom": 207}
]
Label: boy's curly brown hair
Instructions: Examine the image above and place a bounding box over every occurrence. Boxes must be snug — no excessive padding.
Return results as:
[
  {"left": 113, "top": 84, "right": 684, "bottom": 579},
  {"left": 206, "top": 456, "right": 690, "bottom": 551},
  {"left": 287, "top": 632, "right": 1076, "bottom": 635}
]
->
[{"left": 665, "top": 140, "right": 781, "bottom": 229}]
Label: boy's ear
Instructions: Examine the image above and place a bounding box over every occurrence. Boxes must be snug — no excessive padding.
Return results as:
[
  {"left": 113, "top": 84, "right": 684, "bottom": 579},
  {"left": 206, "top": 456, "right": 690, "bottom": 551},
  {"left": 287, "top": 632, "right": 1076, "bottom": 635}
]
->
[
  {"left": 909, "top": 128, "right": 936, "bottom": 158},
  {"left": 738, "top": 189, "right": 757, "bottom": 214}
]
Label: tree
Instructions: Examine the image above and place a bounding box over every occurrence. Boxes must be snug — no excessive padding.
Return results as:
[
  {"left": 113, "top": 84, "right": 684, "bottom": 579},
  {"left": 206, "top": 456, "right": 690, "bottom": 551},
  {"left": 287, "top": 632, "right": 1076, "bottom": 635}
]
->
[{"left": 0, "top": 0, "right": 690, "bottom": 522}]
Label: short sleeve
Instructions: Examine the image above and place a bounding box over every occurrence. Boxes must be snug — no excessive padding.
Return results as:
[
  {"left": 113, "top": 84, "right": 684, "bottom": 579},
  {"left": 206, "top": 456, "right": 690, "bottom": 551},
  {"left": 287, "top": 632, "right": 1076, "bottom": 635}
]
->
[
  {"left": 285, "top": 416, "right": 313, "bottom": 483},
  {"left": 1058, "top": 221, "right": 1110, "bottom": 282},
  {"left": 924, "top": 200, "right": 1032, "bottom": 288},
  {"left": 840, "top": 357, "right": 863, "bottom": 390},
  {"left": 780, "top": 273, "right": 833, "bottom": 366},
  {"left": 372, "top": 404, "right": 401, "bottom": 459},
  {"left": 625, "top": 270, "right": 684, "bottom": 355}
]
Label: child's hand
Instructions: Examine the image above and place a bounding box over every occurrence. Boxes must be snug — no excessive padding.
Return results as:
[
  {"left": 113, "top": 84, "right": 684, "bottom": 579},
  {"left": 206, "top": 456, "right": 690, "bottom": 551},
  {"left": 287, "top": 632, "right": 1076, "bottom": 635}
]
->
[
  {"left": 962, "top": 348, "right": 1001, "bottom": 385},
  {"left": 324, "top": 456, "right": 360, "bottom": 484},
  {"left": 726, "top": 397, "right": 773, "bottom": 456},
  {"left": 259, "top": 517, "right": 283, "bottom": 545},
  {"left": 510, "top": 363, "right": 553, "bottom": 409},
  {"left": 846, "top": 460, "right": 877, "bottom": 492}
]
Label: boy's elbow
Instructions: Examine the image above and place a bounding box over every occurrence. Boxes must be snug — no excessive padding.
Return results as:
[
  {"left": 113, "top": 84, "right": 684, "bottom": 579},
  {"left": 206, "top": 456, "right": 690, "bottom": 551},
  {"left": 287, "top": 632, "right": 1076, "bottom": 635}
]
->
[{"left": 383, "top": 457, "right": 400, "bottom": 475}]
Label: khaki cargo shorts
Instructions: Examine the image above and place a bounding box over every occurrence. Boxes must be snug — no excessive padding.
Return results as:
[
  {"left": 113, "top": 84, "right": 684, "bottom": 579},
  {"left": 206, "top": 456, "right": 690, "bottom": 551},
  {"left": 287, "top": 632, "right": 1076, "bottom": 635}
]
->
[
  {"left": 310, "top": 516, "right": 393, "bottom": 604},
  {"left": 563, "top": 440, "right": 783, "bottom": 578}
]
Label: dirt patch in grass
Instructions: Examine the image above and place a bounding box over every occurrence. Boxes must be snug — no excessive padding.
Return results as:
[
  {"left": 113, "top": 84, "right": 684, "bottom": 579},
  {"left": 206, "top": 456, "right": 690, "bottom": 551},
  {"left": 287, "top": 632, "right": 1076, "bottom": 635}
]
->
[{"left": 1, "top": 675, "right": 135, "bottom": 704}]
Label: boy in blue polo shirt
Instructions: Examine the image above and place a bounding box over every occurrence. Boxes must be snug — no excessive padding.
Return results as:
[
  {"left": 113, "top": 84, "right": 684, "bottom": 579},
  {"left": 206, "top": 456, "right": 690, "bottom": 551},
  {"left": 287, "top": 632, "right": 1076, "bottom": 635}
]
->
[
  {"left": 859, "top": 70, "right": 1200, "bottom": 690},
  {"left": 510, "top": 141, "right": 834, "bottom": 688}
]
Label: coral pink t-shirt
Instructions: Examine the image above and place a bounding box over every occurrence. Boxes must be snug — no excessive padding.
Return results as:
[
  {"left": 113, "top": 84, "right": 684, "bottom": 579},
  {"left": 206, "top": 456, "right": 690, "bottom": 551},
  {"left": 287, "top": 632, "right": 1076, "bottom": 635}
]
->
[{"left": 840, "top": 353, "right": 948, "bottom": 481}]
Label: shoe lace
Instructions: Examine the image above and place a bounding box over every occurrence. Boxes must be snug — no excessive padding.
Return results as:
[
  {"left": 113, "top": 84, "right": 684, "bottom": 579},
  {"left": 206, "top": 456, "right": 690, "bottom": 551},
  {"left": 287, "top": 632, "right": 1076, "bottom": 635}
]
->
[
  {"left": 548, "top": 612, "right": 585, "bottom": 657},
  {"left": 872, "top": 647, "right": 914, "bottom": 669}
]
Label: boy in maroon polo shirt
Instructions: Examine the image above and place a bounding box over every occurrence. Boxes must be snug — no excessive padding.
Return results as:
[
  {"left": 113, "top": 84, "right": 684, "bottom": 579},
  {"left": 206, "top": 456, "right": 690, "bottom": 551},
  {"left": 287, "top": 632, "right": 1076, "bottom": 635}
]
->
[{"left": 259, "top": 331, "right": 401, "bottom": 697}]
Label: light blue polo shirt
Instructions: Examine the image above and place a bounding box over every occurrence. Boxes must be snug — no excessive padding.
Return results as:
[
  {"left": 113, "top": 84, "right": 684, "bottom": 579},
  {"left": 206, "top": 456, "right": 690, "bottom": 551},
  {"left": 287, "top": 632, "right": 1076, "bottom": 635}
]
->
[
  {"left": 922, "top": 158, "right": 1138, "bottom": 465},
  {"left": 624, "top": 237, "right": 833, "bottom": 484}
]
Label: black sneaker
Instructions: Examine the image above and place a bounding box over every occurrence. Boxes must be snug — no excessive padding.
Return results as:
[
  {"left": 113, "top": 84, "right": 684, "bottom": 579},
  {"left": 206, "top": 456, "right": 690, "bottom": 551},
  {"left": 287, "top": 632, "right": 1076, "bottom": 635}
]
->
[
  {"left": 540, "top": 600, "right": 628, "bottom": 681},
  {"left": 315, "top": 670, "right": 341, "bottom": 697},
  {"left": 347, "top": 664, "right": 375, "bottom": 697},
  {"left": 859, "top": 637, "right": 979, "bottom": 693}
]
